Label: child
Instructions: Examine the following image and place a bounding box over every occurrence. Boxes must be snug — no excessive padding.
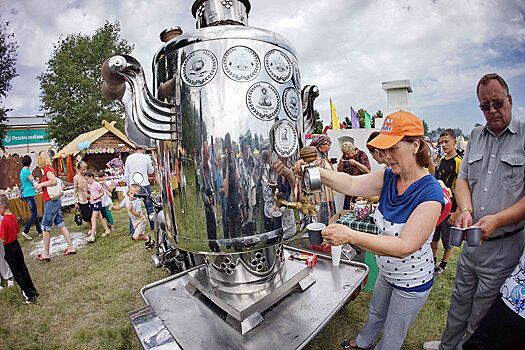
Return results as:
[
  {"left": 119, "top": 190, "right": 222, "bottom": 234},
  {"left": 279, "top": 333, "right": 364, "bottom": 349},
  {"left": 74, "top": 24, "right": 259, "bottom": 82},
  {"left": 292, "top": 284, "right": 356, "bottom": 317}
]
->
[
  {"left": 110, "top": 184, "right": 154, "bottom": 249},
  {"left": 84, "top": 170, "right": 110, "bottom": 242},
  {"left": 98, "top": 171, "right": 116, "bottom": 231},
  {"left": 0, "top": 215, "right": 15, "bottom": 291},
  {"left": 432, "top": 129, "right": 462, "bottom": 274},
  {"left": 0, "top": 194, "right": 38, "bottom": 304}
]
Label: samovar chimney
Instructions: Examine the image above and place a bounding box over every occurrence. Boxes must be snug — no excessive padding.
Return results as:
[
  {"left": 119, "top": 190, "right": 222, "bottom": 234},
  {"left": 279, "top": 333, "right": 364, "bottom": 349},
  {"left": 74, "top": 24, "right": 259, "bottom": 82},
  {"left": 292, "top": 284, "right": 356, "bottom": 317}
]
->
[{"left": 191, "top": 0, "right": 251, "bottom": 28}]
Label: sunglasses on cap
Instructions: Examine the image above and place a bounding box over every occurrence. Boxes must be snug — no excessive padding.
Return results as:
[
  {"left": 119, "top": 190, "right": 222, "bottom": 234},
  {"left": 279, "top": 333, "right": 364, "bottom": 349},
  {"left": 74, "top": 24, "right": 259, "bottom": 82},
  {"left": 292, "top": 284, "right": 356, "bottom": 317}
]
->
[{"left": 479, "top": 95, "right": 509, "bottom": 112}]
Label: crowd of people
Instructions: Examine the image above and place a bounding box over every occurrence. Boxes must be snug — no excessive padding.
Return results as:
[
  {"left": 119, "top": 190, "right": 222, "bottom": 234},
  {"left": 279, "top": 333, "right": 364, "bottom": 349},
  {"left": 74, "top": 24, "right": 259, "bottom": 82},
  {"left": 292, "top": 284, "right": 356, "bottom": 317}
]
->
[
  {"left": 0, "top": 146, "right": 157, "bottom": 303},
  {"left": 1, "top": 73, "right": 523, "bottom": 349}
]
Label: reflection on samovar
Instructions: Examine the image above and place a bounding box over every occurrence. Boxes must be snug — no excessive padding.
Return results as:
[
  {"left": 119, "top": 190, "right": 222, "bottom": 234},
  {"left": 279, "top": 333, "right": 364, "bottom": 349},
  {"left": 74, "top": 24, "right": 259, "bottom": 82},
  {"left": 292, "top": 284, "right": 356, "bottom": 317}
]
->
[{"left": 102, "top": 0, "right": 320, "bottom": 333}]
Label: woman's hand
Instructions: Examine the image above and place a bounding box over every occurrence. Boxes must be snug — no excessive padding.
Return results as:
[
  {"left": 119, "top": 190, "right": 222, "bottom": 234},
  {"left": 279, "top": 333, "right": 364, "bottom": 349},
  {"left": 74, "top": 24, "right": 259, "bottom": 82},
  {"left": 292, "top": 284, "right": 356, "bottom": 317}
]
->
[
  {"left": 74, "top": 203, "right": 79, "bottom": 210},
  {"left": 322, "top": 223, "right": 353, "bottom": 246},
  {"left": 293, "top": 159, "right": 307, "bottom": 179},
  {"left": 34, "top": 183, "right": 42, "bottom": 190}
]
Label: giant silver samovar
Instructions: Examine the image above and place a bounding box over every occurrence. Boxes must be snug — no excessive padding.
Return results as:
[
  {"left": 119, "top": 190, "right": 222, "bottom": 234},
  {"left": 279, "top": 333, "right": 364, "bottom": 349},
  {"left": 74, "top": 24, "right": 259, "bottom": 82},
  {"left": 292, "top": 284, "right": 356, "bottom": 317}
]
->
[{"left": 102, "top": 0, "right": 320, "bottom": 333}]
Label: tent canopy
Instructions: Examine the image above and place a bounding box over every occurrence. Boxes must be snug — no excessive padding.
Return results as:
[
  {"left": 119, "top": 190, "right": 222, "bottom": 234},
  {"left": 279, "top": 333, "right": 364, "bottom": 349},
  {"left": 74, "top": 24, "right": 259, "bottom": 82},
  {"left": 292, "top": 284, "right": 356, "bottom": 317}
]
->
[{"left": 54, "top": 120, "right": 135, "bottom": 158}]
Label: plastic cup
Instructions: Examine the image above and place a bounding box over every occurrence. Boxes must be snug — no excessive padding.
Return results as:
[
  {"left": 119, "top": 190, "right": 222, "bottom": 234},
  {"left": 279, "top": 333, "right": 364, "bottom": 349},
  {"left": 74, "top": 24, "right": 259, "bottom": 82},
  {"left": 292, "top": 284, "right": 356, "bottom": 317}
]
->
[
  {"left": 466, "top": 226, "right": 482, "bottom": 247},
  {"left": 449, "top": 227, "right": 464, "bottom": 247},
  {"left": 331, "top": 245, "right": 342, "bottom": 266},
  {"left": 307, "top": 223, "right": 326, "bottom": 245}
]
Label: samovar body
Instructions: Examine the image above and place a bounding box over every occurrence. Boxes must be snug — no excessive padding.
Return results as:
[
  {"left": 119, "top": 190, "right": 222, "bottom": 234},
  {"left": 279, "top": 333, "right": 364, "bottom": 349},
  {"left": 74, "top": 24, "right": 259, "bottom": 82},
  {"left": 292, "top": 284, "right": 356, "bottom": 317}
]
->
[{"left": 102, "top": 0, "right": 317, "bottom": 295}]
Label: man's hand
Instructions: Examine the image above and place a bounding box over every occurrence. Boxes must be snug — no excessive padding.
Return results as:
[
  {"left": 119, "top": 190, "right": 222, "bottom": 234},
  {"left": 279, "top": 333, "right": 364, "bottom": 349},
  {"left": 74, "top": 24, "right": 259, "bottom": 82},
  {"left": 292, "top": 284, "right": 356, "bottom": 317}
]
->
[
  {"left": 273, "top": 159, "right": 292, "bottom": 178},
  {"left": 321, "top": 223, "right": 352, "bottom": 246},
  {"left": 474, "top": 215, "right": 500, "bottom": 239},
  {"left": 348, "top": 159, "right": 358, "bottom": 166},
  {"left": 456, "top": 211, "right": 472, "bottom": 228},
  {"left": 34, "top": 183, "right": 42, "bottom": 190}
]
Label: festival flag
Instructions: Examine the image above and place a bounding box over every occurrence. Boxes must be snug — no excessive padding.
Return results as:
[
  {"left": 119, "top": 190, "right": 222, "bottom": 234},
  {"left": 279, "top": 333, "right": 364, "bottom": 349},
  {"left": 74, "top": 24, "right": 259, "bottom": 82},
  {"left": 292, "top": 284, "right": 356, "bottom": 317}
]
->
[
  {"left": 364, "top": 111, "right": 371, "bottom": 129},
  {"left": 330, "top": 98, "right": 341, "bottom": 129},
  {"left": 350, "top": 106, "right": 359, "bottom": 129}
]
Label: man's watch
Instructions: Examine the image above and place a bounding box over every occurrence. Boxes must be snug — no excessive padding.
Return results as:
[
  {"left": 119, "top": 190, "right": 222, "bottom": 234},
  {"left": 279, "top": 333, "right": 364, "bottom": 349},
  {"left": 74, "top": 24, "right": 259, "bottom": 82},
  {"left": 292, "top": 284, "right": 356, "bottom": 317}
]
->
[{"left": 460, "top": 208, "right": 473, "bottom": 215}]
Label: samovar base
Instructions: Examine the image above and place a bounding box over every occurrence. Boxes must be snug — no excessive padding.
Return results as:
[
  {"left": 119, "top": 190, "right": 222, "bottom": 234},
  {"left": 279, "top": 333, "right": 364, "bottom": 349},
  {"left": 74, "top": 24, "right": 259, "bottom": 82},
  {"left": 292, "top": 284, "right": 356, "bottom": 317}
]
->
[{"left": 185, "top": 260, "right": 315, "bottom": 334}]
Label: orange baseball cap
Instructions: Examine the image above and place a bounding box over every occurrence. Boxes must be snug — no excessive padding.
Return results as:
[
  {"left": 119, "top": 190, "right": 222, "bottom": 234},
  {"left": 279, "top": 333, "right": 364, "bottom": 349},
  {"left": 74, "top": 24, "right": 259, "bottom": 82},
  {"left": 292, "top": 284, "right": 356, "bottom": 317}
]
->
[{"left": 367, "top": 110, "right": 424, "bottom": 149}]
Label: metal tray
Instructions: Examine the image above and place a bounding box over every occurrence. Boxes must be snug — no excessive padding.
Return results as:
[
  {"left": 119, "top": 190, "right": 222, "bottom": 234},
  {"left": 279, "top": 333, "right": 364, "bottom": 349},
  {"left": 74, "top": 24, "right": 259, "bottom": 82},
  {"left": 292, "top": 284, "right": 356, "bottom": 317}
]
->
[{"left": 130, "top": 246, "right": 369, "bottom": 350}]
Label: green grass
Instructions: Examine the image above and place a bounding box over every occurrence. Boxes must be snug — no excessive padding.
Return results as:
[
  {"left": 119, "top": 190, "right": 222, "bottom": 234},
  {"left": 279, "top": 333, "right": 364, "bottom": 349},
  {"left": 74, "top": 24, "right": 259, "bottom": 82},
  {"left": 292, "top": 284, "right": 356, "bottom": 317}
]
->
[{"left": 1, "top": 185, "right": 460, "bottom": 349}]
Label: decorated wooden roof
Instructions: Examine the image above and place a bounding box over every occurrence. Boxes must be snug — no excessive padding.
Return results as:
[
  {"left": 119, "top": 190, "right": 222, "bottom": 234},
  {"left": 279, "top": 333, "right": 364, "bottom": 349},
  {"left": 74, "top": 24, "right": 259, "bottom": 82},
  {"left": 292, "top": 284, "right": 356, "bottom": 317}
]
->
[{"left": 54, "top": 120, "right": 136, "bottom": 158}]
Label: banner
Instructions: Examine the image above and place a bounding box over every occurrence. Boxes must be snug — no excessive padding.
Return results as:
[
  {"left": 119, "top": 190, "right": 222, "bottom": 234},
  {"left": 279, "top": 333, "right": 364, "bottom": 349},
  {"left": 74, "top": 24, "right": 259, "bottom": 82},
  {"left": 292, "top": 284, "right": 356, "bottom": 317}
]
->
[
  {"left": 364, "top": 111, "right": 371, "bottom": 129},
  {"left": 3, "top": 128, "right": 49, "bottom": 146},
  {"left": 330, "top": 98, "right": 340, "bottom": 129},
  {"left": 350, "top": 107, "right": 359, "bottom": 129}
]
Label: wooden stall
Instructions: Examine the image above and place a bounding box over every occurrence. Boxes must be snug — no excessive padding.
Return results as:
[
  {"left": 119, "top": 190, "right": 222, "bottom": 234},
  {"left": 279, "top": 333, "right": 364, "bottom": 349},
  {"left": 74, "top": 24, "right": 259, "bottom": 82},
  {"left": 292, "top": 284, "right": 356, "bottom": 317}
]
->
[{"left": 53, "top": 120, "right": 136, "bottom": 180}]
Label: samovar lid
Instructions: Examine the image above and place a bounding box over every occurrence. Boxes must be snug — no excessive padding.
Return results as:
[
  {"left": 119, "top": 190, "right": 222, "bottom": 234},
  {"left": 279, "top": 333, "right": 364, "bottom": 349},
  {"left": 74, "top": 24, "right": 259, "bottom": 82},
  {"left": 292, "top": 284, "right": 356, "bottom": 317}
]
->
[
  {"left": 191, "top": 0, "right": 251, "bottom": 28},
  {"left": 159, "top": 26, "right": 183, "bottom": 42}
]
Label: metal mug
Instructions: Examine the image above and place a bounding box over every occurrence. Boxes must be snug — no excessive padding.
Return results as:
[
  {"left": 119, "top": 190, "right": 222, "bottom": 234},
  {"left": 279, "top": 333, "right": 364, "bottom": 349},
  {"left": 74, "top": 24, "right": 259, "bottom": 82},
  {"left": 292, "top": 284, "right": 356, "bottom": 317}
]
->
[
  {"left": 449, "top": 227, "right": 464, "bottom": 247},
  {"left": 307, "top": 222, "right": 325, "bottom": 245},
  {"left": 466, "top": 226, "right": 482, "bottom": 247}
]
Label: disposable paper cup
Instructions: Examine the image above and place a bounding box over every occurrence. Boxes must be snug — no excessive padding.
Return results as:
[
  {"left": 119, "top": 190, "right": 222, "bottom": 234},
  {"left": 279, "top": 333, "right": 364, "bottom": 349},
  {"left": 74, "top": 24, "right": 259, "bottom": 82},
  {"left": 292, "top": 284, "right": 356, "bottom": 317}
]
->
[
  {"left": 466, "top": 226, "right": 481, "bottom": 247},
  {"left": 331, "top": 245, "right": 342, "bottom": 266},
  {"left": 449, "top": 227, "right": 464, "bottom": 247},
  {"left": 307, "top": 223, "right": 326, "bottom": 245}
]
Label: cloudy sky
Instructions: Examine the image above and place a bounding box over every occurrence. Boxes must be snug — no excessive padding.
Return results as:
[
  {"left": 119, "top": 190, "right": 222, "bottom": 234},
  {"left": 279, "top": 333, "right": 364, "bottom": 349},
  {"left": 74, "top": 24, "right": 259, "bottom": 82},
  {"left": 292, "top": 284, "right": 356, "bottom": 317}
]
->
[{"left": 2, "top": 0, "right": 525, "bottom": 135}]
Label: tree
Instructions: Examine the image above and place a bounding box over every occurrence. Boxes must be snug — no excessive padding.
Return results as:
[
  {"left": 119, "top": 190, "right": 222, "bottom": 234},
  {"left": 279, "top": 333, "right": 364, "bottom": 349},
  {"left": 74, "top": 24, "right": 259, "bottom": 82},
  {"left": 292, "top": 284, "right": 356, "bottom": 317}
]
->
[
  {"left": 343, "top": 116, "right": 351, "bottom": 128},
  {"left": 38, "top": 21, "right": 133, "bottom": 147},
  {"left": 313, "top": 110, "right": 323, "bottom": 134},
  {"left": 428, "top": 127, "right": 464, "bottom": 141},
  {"left": 422, "top": 119, "right": 429, "bottom": 135},
  {"left": 0, "top": 19, "right": 18, "bottom": 151}
]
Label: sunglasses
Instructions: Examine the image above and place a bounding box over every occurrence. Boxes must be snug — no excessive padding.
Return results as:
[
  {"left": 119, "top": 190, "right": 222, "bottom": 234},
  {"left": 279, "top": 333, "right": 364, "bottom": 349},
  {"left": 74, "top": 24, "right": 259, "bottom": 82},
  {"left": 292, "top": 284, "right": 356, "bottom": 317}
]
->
[{"left": 479, "top": 95, "right": 509, "bottom": 112}]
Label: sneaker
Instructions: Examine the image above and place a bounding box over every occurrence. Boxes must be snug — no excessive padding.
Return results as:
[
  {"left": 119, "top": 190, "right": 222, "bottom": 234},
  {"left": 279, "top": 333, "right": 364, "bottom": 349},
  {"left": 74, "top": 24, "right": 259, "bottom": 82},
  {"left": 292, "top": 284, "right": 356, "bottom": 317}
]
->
[
  {"left": 23, "top": 296, "right": 37, "bottom": 304},
  {"left": 21, "top": 232, "right": 33, "bottom": 240},
  {"left": 7, "top": 279, "right": 14, "bottom": 287},
  {"left": 434, "top": 264, "right": 447, "bottom": 274},
  {"left": 423, "top": 340, "right": 440, "bottom": 350}
]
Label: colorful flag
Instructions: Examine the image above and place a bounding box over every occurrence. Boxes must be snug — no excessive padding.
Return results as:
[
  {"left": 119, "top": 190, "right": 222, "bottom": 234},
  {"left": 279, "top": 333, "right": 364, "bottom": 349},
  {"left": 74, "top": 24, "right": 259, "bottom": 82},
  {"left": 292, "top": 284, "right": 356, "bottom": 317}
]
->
[
  {"left": 350, "top": 106, "right": 359, "bottom": 129},
  {"left": 330, "top": 98, "right": 340, "bottom": 129},
  {"left": 364, "top": 111, "right": 371, "bottom": 129}
]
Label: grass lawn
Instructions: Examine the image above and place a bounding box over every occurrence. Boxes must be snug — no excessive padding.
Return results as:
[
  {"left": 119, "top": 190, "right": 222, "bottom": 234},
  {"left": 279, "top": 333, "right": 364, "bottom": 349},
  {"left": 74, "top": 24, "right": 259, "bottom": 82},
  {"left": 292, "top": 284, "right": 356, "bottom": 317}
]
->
[{"left": 1, "top": 189, "right": 460, "bottom": 349}]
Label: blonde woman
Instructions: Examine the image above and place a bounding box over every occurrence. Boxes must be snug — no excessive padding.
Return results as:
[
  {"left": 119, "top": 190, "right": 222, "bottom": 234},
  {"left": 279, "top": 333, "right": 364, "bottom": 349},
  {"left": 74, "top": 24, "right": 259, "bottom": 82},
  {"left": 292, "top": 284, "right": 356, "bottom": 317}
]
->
[{"left": 34, "top": 151, "right": 76, "bottom": 261}]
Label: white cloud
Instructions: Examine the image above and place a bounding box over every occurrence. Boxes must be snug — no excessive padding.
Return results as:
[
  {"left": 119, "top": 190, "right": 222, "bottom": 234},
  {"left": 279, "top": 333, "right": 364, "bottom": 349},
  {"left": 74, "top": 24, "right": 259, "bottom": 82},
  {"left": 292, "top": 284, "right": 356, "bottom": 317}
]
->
[{"left": 2, "top": 0, "right": 525, "bottom": 134}]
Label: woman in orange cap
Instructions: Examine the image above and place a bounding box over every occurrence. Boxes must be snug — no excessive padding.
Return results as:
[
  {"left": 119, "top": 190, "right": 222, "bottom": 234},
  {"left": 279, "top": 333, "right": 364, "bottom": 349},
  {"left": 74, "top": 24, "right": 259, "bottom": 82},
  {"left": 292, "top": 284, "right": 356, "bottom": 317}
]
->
[{"left": 294, "top": 111, "right": 445, "bottom": 350}]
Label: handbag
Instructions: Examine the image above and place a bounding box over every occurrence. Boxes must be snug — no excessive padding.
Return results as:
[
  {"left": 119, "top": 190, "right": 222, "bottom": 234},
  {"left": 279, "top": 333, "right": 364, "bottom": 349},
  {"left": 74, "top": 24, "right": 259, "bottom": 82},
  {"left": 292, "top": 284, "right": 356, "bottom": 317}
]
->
[
  {"left": 74, "top": 208, "right": 83, "bottom": 226},
  {"left": 47, "top": 181, "right": 63, "bottom": 201}
]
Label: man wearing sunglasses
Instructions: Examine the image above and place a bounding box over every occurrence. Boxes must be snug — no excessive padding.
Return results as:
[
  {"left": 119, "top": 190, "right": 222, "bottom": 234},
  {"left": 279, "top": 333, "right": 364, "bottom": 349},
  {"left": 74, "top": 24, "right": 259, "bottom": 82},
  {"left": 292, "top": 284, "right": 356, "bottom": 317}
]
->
[{"left": 425, "top": 74, "right": 525, "bottom": 350}]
